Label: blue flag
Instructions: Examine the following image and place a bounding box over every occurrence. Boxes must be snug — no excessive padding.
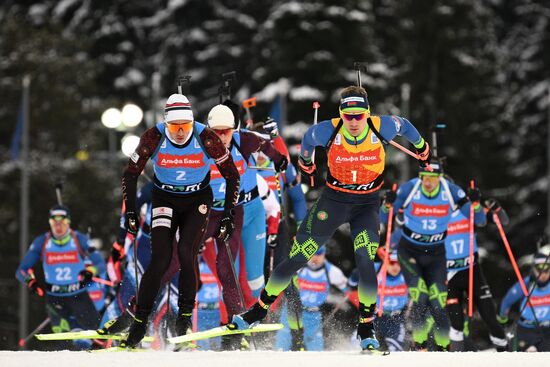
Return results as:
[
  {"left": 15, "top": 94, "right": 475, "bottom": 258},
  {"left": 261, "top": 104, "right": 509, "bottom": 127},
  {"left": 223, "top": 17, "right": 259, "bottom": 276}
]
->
[{"left": 10, "top": 101, "right": 24, "bottom": 160}]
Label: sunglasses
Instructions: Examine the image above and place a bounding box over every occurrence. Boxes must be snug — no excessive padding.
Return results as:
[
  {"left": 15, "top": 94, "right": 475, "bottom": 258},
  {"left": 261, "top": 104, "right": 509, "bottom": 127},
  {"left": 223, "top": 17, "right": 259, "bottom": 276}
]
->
[
  {"left": 535, "top": 263, "right": 550, "bottom": 272},
  {"left": 213, "top": 128, "right": 234, "bottom": 136},
  {"left": 166, "top": 121, "right": 193, "bottom": 134},
  {"left": 49, "top": 216, "right": 70, "bottom": 225},
  {"left": 341, "top": 111, "right": 367, "bottom": 122}
]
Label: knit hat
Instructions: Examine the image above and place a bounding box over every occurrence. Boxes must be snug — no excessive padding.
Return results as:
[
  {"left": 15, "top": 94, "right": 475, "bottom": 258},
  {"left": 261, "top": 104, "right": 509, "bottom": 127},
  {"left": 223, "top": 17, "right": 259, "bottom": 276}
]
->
[
  {"left": 164, "top": 94, "right": 193, "bottom": 122},
  {"left": 207, "top": 104, "right": 235, "bottom": 129},
  {"left": 339, "top": 94, "right": 370, "bottom": 113},
  {"left": 49, "top": 204, "right": 70, "bottom": 219}
]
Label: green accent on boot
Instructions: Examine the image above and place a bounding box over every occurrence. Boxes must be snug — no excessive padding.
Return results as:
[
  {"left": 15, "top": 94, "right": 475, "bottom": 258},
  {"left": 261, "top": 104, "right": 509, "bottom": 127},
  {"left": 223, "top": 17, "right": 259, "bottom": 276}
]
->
[
  {"left": 428, "top": 283, "right": 448, "bottom": 308},
  {"left": 408, "top": 278, "right": 428, "bottom": 302},
  {"left": 353, "top": 230, "right": 379, "bottom": 260},
  {"left": 289, "top": 237, "right": 318, "bottom": 260},
  {"left": 434, "top": 330, "right": 450, "bottom": 350},
  {"left": 463, "top": 319, "right": 470, "bottom": 337}
]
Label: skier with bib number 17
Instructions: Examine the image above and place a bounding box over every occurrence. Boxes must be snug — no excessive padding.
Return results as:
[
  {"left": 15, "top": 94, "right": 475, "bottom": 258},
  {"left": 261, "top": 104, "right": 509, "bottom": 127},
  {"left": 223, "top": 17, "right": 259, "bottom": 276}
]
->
[{"left": 230, "top": 85, "right": 431, "bottom": 353}]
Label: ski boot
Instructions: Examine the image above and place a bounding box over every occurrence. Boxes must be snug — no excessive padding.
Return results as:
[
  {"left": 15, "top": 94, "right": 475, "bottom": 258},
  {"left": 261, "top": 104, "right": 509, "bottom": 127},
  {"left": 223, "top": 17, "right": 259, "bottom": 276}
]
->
[
  {"left": 231, "top": 291, "right": 276, "bottom": 330},
  {"left": 97, "top": 298, "right": 136, "bottom": 335},
  {"left": 175, "top": 313, "right": 192, "bottom": 337},
  {"left": 290, "top": 328, "right": 305, "bottom": 351},
  {"left": 436, "top": 343, "right": 450, "bottom": 351},
  {"left": 412, "top": 340, "right": 429, "bottom": 351},
  {"left": 358, "top": 321, "right": 380, "bottom": 352},
  {"left": 450, "top": 339, "right": 464, "bottom": 352},
  {"left": 120, "top": 312, "right": 148, "bottom": 348}
]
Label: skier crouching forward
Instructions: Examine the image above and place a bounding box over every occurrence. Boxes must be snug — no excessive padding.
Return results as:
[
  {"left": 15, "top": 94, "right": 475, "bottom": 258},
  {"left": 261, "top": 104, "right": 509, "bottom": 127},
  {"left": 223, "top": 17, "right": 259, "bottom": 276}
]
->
[
  {"left": 232, "top": 85, "right": 431, "bottom": 352},
  {"left": 120, "top": 94, "right": 240, "bottom": 348}
]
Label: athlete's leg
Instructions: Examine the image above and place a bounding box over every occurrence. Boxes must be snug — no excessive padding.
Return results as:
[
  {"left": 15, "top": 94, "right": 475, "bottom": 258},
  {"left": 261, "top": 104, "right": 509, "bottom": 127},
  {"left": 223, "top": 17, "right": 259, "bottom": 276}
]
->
[
  {"left": 303, "top": 310, "right": 323, "bottom": 351},
  {"left": 69, "top": 291, "right": 101, "bottom": 330},
  {"left": 423, "top": 250, "right": 450, "bottom": 350},
  {"left": 398, "top": 241, "right": 430, "bottom": 347},
  {"left": 472, "top": 264, "right": 507, "bottom": 349},
  {"left": 176, "top": 190, "right": 212, "bottom": 331},
  {"left": 214, "top": 206, "right": 245, "bottom": 317},
  {"left": 241, "top": 198, "right": 267, "bottom": 297},
  {"left": 446, "top": 269, "right": 466, "bottom": 350}
]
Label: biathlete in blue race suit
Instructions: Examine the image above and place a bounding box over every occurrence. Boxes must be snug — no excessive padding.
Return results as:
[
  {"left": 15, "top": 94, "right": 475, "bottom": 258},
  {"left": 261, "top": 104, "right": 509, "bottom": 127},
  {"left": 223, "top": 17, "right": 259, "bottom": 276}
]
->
[
  {"left": 233, "top": 85, "right": 431, "bottom": 352},
  {"left": 15, "top": 205, "right": 104, "bottom": 350},
  {"left": 380, "top": 161, "right": 485, "bottom": 350},
  {"left": 118, "top": 94, "right": 241, "bottom": 348}
]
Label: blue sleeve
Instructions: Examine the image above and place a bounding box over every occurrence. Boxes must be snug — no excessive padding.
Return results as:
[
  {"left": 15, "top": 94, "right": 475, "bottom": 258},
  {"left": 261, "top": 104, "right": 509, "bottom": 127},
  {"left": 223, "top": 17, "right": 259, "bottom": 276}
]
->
[
  {"left": 300, "top": 120, "right": 334, "bottom": 160},
  {"left": 451, "top": 183, "right": 487, "bottom": 226},
  {"left": 379, "top": 115, "right": 424, "bottom": 147},
  {"left": 285, "top": 164, "right": 307, "bottom": 222},
  {"left": 15, "top": 235, "right": 45, "bottom": 284},
  {"left": 499, "top": 277, "right": 529, "bottom": 317},
  {"left": 380, "top": 180, "right": 415, "bottom": 222}
]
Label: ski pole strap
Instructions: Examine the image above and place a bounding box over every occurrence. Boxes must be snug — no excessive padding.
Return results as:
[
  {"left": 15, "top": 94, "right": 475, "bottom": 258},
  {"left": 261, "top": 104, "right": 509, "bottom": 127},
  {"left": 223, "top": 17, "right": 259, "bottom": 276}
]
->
[{"left": 367, "top": 117, "right": 389, "bottom": 145}]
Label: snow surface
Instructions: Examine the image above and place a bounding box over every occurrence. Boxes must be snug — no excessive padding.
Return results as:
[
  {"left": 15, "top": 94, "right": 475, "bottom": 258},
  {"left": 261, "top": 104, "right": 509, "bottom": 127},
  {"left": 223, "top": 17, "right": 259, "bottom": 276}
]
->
[{"left": 1, "top": 351, "right": 549, "bottom": 367}]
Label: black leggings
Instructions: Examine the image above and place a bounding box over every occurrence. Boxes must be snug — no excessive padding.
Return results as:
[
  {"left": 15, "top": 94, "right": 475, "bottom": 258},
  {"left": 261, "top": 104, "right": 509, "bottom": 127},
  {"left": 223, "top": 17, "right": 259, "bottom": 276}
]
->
[
  {"left": 447, "top": 263, "right": 506, "bottom": 343},
  {"left": 398, "top": 237, "right": 450, "bottom": 347},
  {"left": 136, "top": 187, "right": 212, "bottom": 317}
]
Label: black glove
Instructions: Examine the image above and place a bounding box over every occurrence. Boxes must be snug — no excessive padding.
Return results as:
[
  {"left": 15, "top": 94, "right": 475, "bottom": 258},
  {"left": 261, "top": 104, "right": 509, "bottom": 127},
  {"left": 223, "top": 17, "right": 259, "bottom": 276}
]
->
[
  {"left": 384, "top": 189, "right": 397, "bottom": 205},
  {"left": 110, "top": 241, "right": 125, "bottom": 263},
  {"left": 298, "top": 156, "right": 316, "bottom": 186},
  {"left": 267, "top": 234, "right": 278, "bottom": 248},
  {"left": 415, "top": 141, "right": 431, "bottom": 168},
  {"left": 26, "top": 277, "right": 44, "bottom": 297},
  {"left": 125, "top": 211, "right": 139, "bottom": 236},
  {"left": 274, "top": 156, "right": 288, "bottom": 173},
  {"left": 217, "top": 210, "right": 235, "bottom": 242},
  {"left": 467, "top": 187, "right": 481, "bottom": 203},
  {"left": 78, "top": 269, "right": 95, "bottom": 286},
  {"left": 263, "top": 117, "right": 279, "bottom": 138}
]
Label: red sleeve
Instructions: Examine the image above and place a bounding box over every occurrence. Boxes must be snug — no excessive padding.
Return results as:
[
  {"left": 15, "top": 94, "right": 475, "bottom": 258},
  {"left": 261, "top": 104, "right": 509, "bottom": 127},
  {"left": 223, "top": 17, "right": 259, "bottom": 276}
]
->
[
  {"left": 239, "top": 131, "right": 285, "bottom": 165},
  {"left": 122, "top": 127, "right": 161, "bottom": 213},
  {"left": 272, "top": 135, "right": 290, "bottom": 160},
  {"left": 200, "top": 128, "right": 240, "bottom": 212}
]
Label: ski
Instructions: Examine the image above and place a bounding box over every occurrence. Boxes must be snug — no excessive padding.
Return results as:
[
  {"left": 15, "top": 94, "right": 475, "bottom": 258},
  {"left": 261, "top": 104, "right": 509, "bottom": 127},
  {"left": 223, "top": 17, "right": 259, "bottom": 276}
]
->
[
  {"left": 168, "top": 323, "right": 283, "bottom": 344},
  {"left": 35, "top": 330, "right": 154, "bottom": 342},
  {"left": 360, "top": 348, "right": 390, "bottom": 356}
]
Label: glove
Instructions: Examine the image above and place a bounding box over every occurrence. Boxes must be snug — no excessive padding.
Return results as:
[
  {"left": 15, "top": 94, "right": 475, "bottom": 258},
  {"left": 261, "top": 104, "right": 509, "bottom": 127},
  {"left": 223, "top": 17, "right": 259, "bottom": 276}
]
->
[
  {"left": 217, "top": 210, "right": 235, "bottom": 242},
  {"left": 496, "top": 315, "right": 509, "bottom": 326},
  {"left": 384, "top": 189, "right": 397, "bottom": 205},
  {"left": 26, "top": 277, "right": 44, "bottom": 297},
  {"left": 298, "top": 156, "right": 316, "bottom": 186},
  {"left": 467, "top": 187, "right": 481, "bottom": 203},
  {"left": 110, "top": 240, "right": 125, "bottom": 263},
  {"left": 274, "top": 156, "right": 288, "bottom": 173},
  {"left": 107, "top": 241, "right": 125, "bottom": 283},
  {"left": 415, "top": 141, "right": 431, "bottom": 168},
  {"left": 125, "top": 211, "right": 139, "bottom": 236},
  {"left": 484, "top": 198, "right": 501, "bottom": 213},
  {"left": 263, "top": 117, "right": 279, "bottom": 138},
  {"left": 267, "top": 234, "right": 278, "bottom": 248},
  {"left": 78, "top": 267, "right": 96, "bottom": 286}
]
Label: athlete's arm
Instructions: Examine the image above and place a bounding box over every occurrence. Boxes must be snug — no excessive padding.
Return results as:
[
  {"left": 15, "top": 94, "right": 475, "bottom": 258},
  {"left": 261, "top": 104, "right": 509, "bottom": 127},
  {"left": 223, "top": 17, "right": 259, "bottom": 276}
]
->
[
  {"left": 299, "top": 120, "right": 334, "bottom": 161},
  {"left": 327, "top": 263, "right": 348, "bottom": 293},
  {"left": 201, "top": 128, "right": 240, "bottom": 213},
  {"left": 15, "top": 236, "right": 44, "bottom": 283},
  {"left": 285, "top": 164, "right": 307, "bottom": 223},
  {"left": 450, "top": 183, "right": 487, "bottom": 226},
  {"left": 122, "top": 127, "right": 161, "bottom": 214},
  {"left": 239, "top": 131, "right": 285, "bottom": 165},
  {"left": 380, "top": 180, "right": 414, "bottom": 222},
  {"left": 379, "top": 115, "right": 425, "bottom": 149},
  {"left": 499, "top": 277, "right": 529, "bottom": 319}
]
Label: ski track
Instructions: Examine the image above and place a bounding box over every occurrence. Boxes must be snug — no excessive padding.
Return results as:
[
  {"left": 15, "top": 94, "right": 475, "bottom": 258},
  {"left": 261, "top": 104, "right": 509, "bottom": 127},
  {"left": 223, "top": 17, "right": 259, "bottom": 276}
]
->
[{"left": 1, "top": 351, "right": 549, "bottom": 367}]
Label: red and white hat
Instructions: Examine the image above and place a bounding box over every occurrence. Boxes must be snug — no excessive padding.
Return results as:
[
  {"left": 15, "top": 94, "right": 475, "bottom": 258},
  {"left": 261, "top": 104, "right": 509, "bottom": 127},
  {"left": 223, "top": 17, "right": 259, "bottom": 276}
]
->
[{"left": 164, "top": 94, "right": 193, "bottom": 122}]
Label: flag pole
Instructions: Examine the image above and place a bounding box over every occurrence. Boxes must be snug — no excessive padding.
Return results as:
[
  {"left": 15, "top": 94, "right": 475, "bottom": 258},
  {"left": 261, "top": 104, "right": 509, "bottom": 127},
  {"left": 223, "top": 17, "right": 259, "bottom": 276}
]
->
[{"left": 18, "top": 74, "right": 31, "bottom": 343}]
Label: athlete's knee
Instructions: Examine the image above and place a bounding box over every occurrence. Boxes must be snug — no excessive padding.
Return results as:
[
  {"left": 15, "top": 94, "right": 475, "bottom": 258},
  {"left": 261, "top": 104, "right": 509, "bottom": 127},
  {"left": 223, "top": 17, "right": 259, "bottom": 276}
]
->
[
  {"left": 289, "top": 237, "right": 320, "bottom": 261},
  {"left": 428, "top": 283, "right": 448, "bottom": 309},
  {"left": 408, "top": 278, "right": 429, "bottom": 303},
  {"left": 353, "top": 230, "right": 379, "bottom": 260}
]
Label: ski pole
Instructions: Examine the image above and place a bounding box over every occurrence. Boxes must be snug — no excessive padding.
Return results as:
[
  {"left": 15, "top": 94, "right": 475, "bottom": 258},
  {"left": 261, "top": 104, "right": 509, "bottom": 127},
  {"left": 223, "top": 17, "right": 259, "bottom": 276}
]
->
[
  {"left": 493, "top": 214, "right": 529, "bottom": 296},
  {"left": 132, "top": 235, "right": 140, "bottom": 304},
  {"left": 468, "top": 180, "right": 476, "bottom": 318},
  {"left": 378, "top": 183, "right": 397, "bottom": 316},
  {"left": 306, "top": 101, "right": 320, "bottom": 187},
  {"left": 388, "top": 141, "right": 434, "bottom": 172},
  {"left": 55, "top": 181, "right": 63, "bottom": 206},
  {"left": 19, "top": 317, "right": 50, "bottom": 349},
  {"left": 92, "top": 277, "right": 115, "bottom": 287},
  {"left": 242, "top": 97, "right": 256, "bottom": 128}
]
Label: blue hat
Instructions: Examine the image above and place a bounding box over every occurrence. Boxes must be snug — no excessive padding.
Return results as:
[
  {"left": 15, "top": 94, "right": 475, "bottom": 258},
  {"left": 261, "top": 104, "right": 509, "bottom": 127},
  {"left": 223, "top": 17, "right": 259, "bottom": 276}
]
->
[
  {"left": 314, "top": 246, "right": 326, "bottom": 255},
  {"left": 49, "top": 204, "right": 70, "bottom": 218}
]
